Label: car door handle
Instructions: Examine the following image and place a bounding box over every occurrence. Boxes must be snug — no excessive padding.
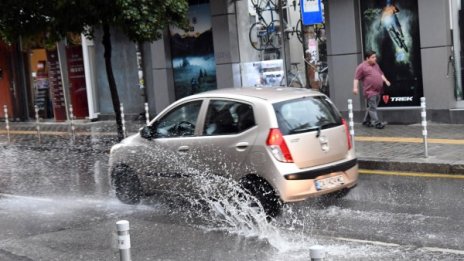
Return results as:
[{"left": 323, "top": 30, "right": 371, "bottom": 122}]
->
[
  {"left": 177, "top": 146, "right": 190, "bottom": 153},
  {"left": 235, "top": 142, "right": 249, "bottom": 151}
]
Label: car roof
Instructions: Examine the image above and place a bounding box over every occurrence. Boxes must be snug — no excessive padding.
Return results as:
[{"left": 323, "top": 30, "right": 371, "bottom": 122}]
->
[{"left": 186, "top": 87, "right": 323, "bottom": 104}]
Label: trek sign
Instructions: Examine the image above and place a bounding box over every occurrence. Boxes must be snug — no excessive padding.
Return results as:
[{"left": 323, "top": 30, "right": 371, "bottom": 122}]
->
[{"left": 360, "top": 0, "right": 424, "bottom": 107}]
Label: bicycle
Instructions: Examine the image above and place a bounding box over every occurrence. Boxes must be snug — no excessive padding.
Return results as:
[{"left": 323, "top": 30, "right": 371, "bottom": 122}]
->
[
  {"left": 249, "top": 0, "right": 282, "bottom": 51},
  {"left": 280, "top": 62, "right": 305, "bottom": 88},
  {"left": 316, "top": 61, "right": 329, "bottom": 95},
  {"left": 281, "top": 0, "right": 303, "bottom": 43},
  {"left": 304, "top": 57, "right": 329, "bottom": 95}
]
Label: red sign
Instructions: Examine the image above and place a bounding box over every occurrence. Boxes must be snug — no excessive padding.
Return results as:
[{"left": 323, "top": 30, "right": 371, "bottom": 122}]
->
[{"left": 66, "top": 45, "right": 88, "bottom": 119}]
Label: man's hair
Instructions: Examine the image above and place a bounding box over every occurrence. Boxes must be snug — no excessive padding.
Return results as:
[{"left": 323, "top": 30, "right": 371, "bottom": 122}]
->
[{"left": 364, "top": 50, "right": 376, "bottom": 59}]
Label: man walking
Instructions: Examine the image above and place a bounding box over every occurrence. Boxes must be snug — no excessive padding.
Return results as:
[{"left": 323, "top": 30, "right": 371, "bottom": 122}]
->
[{"left": 353, "top": 50, "right": 391, "bottom": 129}]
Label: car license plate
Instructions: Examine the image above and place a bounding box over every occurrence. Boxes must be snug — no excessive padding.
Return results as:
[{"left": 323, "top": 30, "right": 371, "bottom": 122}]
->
[{"left": 315, "top": 175, "right": 344, "bottom": 191}]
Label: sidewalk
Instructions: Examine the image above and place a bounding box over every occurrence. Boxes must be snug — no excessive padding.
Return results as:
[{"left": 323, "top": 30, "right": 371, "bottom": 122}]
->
[{"left": 0, "top": 120, "right": 463, "bottom": 174}]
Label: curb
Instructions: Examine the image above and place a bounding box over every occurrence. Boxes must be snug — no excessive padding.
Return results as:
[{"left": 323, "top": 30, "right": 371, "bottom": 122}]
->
[{"left": 359, "top": 158, "right": 464, "bottom": 175}]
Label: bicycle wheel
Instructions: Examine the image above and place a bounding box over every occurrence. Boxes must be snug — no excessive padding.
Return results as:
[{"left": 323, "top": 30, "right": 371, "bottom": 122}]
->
[
  {"left": 251, "top": 0, "right": 276, "bottom": 10},
  {"left": 286, "top": 72, "right": 303, "bottom": 88},
  {"left": 249, "top": 21, "right": 270, "bottom": 51},
  {"left": 267, "top": 20, "right": 281, "bottom": 49},
  {"left": 296, "top": 19, "right": 303, "bottom": 43},
  {"left": 319, "top": 72, "right": 329, "bottom": 95}
]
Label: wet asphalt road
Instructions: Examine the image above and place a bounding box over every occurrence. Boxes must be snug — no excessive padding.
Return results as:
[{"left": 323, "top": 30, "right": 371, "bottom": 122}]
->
[{"left": 0, "top": 146, "right": 463, "bottom": 260}]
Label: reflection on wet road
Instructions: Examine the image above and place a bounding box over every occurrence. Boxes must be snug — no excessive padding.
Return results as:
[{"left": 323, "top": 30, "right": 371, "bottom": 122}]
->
[{"left": 0, "top": 146, "right": 463, "bottom": 260}]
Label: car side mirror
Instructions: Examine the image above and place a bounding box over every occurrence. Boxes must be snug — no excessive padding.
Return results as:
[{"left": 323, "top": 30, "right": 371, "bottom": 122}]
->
[{"left": 140, "top": 125, "right": 153, "bottom": 140}]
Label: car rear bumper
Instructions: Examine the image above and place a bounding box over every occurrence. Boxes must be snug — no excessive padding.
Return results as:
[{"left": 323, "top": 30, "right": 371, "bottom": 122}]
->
[{"left": 276, "top": 159, "right": 359, "bottom": 202}]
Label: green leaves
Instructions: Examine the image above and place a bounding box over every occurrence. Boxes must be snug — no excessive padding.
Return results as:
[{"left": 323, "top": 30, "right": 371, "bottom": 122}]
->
[{"left": 0, "top": 0, "right": 189, "bottom": 44}]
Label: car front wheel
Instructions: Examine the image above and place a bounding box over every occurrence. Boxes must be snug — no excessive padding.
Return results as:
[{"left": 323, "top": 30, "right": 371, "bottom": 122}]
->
[{"left": 112, "top": 165, "right": 143, "bottom": 204}]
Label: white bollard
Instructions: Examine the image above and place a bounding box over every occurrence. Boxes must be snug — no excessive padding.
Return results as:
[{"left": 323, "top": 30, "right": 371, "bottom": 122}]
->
[
  {"left": 347, "top": 99, "right": 355, "bottom": 147},
  {"left": 69, "top": 104, "right": 76, "bottom": 141},
  {"left": 144, "top": 102, "right": 150, "bottom": 126},
  {"left": 309, "top": 245, "right": 326, "bottom": 261},
  {"left": 4, "top": 105, "right": 10, "bottom": 143},
  {"left": 116, "top": 220, "right": 132, "bottom": 261},
  {"left": 120, "top": 103, "right": 126, "bottom": 138},
  {"left": 34, "top": 105, "right": 41, "bottom": 143},
  {"left": 420, "top": 97, "right": 428, "bottom": 158}
]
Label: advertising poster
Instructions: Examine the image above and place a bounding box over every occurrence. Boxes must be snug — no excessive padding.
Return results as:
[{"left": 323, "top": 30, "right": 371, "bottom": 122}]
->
[
  {"left": 241, "top": 59, "right": 284, "bottom": 87},
  {"left": 66, "top": 45, "right": 89, "bottom": 118},
  {"left": 360, "top": 0, "right": 423, "bottom": 107},
  {"left": 170, "top": 0, "right": 217, "bottom": 100}
]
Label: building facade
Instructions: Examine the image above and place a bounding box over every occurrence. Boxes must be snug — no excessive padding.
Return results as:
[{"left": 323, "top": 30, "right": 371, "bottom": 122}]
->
[{"left": 1, "top": 0, "right": 463, "bottom": 124}]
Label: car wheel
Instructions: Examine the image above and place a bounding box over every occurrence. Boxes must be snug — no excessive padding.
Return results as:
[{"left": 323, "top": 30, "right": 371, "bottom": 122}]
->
[
  {"left": 239, "top": 176, "right": 282, "bottom": 218},
  {"left": 112, "top": 165, "right": 143, "bottom": 204}
]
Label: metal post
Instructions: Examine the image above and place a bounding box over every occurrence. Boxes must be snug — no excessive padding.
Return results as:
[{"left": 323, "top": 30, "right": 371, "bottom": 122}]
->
[
  {"left": 34, "top": 105, "right": 41, "bottom": 143},
  {"left": 421, "top": 97, "right": 428, "bottom": 158},
  {"left": 116, "top": 220, "right": 131, "bottom": 261},
  {"left": 347, "top": 99, "right": 355, "bottom": 148},
  {"left": 69, "top": 104, "right": 76, "bottom": 141},
  {"left": 144, "top": 102, "right": 150, "bottom": 125},
  {"left": 309, "top": 245, "right": 325, "bottom": 261},
  {"left": 120, "top": 103, "right": 126, "bottom": 138},
  {"left": 3, "top": 105, "right": 10, "bottom": 143}
]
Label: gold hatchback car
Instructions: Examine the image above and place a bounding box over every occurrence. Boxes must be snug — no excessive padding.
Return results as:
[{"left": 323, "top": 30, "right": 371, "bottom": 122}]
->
[{"left": 109, "top": 87, "right": 358, "bottom": 217}]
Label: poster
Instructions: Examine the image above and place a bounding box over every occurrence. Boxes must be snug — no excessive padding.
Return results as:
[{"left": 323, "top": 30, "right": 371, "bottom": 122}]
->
[
  {"left": 360, "top": 0, "right": 423, "bottom": 107},
  {"left": 66, "top": 45, "right": 89, "bottom": 118},
  {"left": 170, "top": 0, "right": 217, "bottom": 100},
  {"left": 241, "top": 59, "right": 284, "bottom": 87}
]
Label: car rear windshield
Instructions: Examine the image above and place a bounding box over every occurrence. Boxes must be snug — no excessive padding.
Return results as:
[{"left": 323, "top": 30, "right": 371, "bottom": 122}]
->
[{"left": 273, "top": 96, "right": 342, "bottom": 135}]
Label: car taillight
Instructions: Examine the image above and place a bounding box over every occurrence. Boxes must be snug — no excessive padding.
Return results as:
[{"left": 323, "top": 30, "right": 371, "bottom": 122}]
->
[
  {"left": 266, "top": 128, "right": 294, "bottom": 163},
  {"left": 342, "top": 118, "right": 352, "bottom": 150}
]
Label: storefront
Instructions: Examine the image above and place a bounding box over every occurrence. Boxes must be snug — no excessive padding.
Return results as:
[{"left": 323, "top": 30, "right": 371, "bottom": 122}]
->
[
  {"left": 9, "top": 35, "right": 91, "bottom": 122},
  {"left": 323, "top": 0, "right": 464, "bottom": 123}
]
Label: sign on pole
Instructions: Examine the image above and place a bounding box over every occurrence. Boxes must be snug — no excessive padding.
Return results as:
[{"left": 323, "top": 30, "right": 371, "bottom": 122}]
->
[{"left": 300, "top": 0, "right": 323, "bottom": 25}]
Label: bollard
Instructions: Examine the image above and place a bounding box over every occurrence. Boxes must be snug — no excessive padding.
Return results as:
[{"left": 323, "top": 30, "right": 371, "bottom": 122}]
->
[
  {"left": 309, "top": 245, "right": 326, "bottom": 261},
  {"left": 69, "top": 104, "right": 76, "bottom": 141},
  {"left": 420, "top": 97, "right": 428, "bottom": 158},
  {"left": 347, "top": 99, "right": 355, "bottom": 148},
  {"left": 4, "top": 105, "right": 10, "bottom": 143},
  {"left": 116, "top": 220, "right": 132, "bottom": 261},
  {"left": 144, "top": 102, "right": 150, "bottom": 126},
  {"left": 120, "top": 103, "right": 126, "bottom": 138},
  {"left": 34, "top": 105, "right": 41, "bottom": 143}
]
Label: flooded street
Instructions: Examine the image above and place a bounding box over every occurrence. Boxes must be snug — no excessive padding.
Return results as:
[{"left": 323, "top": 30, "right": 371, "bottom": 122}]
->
[{"left": 0, "top": 146, "right": 463, "bottom": 260}]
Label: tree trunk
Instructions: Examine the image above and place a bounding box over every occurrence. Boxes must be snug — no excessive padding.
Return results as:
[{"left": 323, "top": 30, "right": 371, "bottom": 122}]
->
[{"left": 102, "top": 23, "right": 124, "bottom": 141}]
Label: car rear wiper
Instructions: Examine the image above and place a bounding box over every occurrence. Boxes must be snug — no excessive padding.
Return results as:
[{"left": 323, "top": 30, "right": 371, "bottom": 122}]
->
[{"left": 289, "top": 123, "right": 320, "bottom": 134}]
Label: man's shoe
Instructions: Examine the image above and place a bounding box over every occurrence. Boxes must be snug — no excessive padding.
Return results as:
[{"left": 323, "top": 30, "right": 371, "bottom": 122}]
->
[
  {"left": 375, "top": 122, "right": 386, "bottom": 129},
  {"left": 362, "top": 121, "right": 373, "bottom": 127}
]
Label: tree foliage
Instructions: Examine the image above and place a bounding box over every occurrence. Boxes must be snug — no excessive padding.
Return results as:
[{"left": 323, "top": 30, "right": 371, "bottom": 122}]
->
[{"left": 0, "top": 0, "right": 189, "bottom": 140}]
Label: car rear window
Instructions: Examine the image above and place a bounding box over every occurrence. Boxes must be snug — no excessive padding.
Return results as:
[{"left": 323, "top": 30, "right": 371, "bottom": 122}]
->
[{"left": 273, "top": 96, "right": 342, "bottom": 135}]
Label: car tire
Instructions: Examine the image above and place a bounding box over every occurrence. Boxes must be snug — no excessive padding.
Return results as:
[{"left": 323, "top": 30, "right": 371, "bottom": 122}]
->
[
  {"left": 112, "top": 165, "right": 143, "bottom": 204},
  {"left": 240, "top": 176, "right": 282, "bottom": 218}
]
